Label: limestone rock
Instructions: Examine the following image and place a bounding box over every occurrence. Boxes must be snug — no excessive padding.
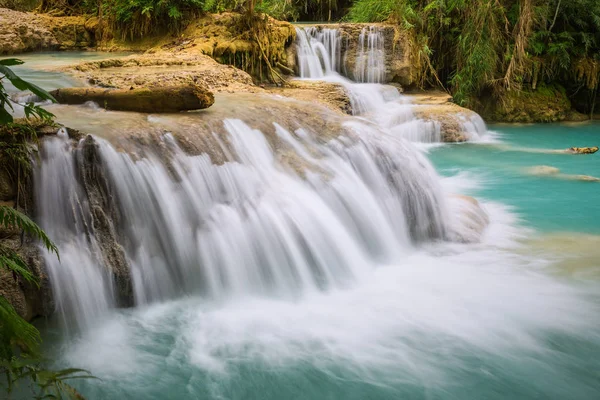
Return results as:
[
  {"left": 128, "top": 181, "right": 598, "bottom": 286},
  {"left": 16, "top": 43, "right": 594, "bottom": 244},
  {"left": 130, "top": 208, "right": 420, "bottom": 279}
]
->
[
  {"left": 65, "top": 53, "right": 258, "bottom": 94},
  {"left": 0, "top": 8, "right": 58, "bottom": 54}
]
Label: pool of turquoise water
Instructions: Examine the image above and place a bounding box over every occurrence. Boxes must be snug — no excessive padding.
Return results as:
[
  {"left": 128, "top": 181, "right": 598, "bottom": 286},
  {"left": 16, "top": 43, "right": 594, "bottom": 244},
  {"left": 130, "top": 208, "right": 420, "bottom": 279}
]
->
[
  {"left": 430, "top": 122, "right": 600, "bottom": 234},
  {"left": 5, "top": 51, "right": 132, "bottom": 92}
]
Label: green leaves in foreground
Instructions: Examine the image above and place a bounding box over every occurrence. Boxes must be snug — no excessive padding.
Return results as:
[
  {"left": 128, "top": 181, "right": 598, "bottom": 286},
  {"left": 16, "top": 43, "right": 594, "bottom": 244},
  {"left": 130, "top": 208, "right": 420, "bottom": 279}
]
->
[
  {"left": 0, "top": 206, "right": 58, "bottom": 257},
  {"left": 0, "top": 58, "right": 56, "bottom": 124},
  {"left": 1, "top": 355, "right": 97, "bottom": 399}
]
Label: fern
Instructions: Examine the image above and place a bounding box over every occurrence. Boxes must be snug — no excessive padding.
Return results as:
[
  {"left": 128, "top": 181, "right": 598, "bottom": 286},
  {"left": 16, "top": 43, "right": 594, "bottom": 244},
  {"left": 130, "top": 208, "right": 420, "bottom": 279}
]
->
[
  {"left": 0, "top": 297, "right": 41, "bottom": 359},
  {"left": 0, "top": 206, "right": 58, "bottom": 257}
]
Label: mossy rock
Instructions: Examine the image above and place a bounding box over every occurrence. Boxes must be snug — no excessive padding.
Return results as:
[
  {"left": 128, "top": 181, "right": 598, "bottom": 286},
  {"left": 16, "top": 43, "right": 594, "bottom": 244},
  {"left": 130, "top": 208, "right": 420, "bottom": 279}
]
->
[{"left": 480, "top": 84, "right": 572, "bottom": 123}]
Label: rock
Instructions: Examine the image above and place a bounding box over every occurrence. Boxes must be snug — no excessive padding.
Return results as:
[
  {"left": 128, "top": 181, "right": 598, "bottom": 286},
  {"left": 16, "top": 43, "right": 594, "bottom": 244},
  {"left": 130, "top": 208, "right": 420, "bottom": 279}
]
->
[
  {"left": 77, "top": 135, "right": 132, "bottom": 306},
  {"left": 0, "top": 8, "right": 95, "bottom": 54},
  {"left": 0, "top": 8, "right": 58, "bottom": 54},
  {"left": 408, "top": 92, "right": 487, "bottom": 142},
  {"left": 65, "top": 53, "right": 258, "bottom": 94},
  {"left": 270, "top": 80, "right": 352, "bottom": 114},
  {"left": 50, "top": 85, "right": 215, "bottom": 113},
  {"left": 0, "top": 167, "right": 15, "bottom": 201},
  {"left": 447, "top": 194, "right": 490, "bottom": 243},
  {"left": 565, "top": 146, "right": 598, "bottom": 154}
]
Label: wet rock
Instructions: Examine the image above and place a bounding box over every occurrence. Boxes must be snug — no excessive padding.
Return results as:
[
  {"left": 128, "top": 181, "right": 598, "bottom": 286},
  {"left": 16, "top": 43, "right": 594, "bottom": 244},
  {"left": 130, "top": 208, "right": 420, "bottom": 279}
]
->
[
  {"left": 51, "top": 85, "right": 215, "bottom": 113},
  {"left": 447, "top": 194, "right": 490, "bottom": 243},
  {"left": 409, "top": 92, "right": 485, "bottom": 142},
  {"left": 78, "top": 135, "right": 132, "bottom": 306},
  {"left": 270, "top": 80, "right": 352, "bottom": 115}
]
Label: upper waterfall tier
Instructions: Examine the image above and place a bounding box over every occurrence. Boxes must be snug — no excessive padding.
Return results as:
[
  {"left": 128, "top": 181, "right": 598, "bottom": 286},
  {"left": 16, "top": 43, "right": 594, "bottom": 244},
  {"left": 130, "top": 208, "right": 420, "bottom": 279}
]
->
[{"left": 292, "top": 25, "right": 412, "bottom": 85}]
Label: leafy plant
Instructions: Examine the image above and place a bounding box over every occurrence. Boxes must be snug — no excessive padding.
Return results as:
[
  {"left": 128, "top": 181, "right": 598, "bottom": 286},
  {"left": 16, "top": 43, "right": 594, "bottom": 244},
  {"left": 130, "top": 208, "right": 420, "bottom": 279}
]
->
[{"left": 0, "top": 59, "right": 56, "bottom": 124}]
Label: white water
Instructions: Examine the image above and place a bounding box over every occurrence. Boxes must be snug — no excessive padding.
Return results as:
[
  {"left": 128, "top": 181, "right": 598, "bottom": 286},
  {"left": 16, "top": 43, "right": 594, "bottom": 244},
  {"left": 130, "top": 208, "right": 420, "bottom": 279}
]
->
[{"left": 354, "top": 26, "right": 386, "bottom": 83}]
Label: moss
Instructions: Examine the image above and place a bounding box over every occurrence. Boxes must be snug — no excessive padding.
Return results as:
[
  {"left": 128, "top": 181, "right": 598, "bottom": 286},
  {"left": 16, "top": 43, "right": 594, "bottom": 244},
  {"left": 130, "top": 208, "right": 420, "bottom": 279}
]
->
[{"left": 479, "top": 84, "right": 572, "bottom": 123}]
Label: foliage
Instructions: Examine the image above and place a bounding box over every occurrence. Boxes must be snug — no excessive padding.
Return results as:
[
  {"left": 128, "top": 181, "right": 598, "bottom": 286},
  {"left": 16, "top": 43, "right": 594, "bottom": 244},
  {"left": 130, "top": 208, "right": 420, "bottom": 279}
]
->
[
  {"left": 347, "top": 0, "right": 600, "bottom": 111},
  {"left": 0, "top": 60, "right": 94, "bottom": 399},
  {"left": 0, "top": 59, "right": 56, "bottom": 124},
  {"left": 103, "top": 0, "right": 207, "bottom": 39}
]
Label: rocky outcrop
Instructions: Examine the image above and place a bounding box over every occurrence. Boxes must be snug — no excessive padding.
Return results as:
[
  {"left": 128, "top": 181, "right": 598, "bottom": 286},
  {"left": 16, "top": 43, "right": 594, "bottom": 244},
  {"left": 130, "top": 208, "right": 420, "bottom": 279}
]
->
[
  {"left": 0, "top": 8, "right": 95, "bottom": 54},
  {"left": 0, "top": 8, "right": 58, "bottom": 54},
  {"left": 65, "top": 53, "right": 258, "bottom": 93},
  {"left": 269, "top": 80, "right": 352, "bottom": 114},
  {"left": 408, "top": 91, "right": 486, "bottom": 142},
  {"left": 51, "top": 85, "right": 215, "bottom": 113}
]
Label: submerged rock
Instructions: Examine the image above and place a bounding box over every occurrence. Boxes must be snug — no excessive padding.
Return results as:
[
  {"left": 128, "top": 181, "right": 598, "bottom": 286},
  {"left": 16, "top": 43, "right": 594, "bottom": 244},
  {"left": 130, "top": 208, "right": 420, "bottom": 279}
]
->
[
  {"left": 51, "top": 85, "right": 214, "bottom": 113},
  {"left": 565, "top": 146, "right": 598, "bottom": 154},
  {"left": 447, "top": 194, "right": 490, "bottom": 243}
]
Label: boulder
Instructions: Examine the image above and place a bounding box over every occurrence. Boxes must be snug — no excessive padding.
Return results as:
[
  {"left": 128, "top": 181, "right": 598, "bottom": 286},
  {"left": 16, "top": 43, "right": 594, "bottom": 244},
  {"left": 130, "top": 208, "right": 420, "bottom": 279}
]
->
[{"left": 50, "top": 85, "right": 215, "bottom": 113}]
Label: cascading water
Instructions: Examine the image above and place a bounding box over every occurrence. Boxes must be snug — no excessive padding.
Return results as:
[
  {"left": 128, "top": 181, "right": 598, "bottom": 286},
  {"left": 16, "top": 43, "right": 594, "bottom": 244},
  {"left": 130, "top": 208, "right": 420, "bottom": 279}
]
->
[
  {"left": 295, "top": 27, "right": 342, "bottom": 79},
  {"left": 36, "top": 129, "right": 115, "bottom": 331},
  {"left": 37, "top": 111, "right": 463, "bottom": 324},
  {"left": 354, "top": 26, "right": 386, "bottom": 83},
  {"left": 293, "top": 26, "right": 463, "bottom": 142},
  {"left": 20, "top": 45, "right": 599, "bottom": 399}
]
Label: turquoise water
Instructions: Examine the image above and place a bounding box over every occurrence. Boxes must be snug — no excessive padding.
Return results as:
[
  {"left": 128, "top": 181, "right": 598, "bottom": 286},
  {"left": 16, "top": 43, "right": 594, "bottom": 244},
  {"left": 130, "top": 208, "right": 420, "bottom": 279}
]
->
[
  {"left": 430, "top": 122, "right": 600, "bottom": 234},
  {"left": 5, "top": 51, "right": 131, "bottom": 92}
]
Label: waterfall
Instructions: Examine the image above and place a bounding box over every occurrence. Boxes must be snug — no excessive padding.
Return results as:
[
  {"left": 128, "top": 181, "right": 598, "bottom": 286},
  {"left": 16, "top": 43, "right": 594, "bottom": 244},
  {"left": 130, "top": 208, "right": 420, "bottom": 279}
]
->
[
  {"left": 36, "top": 129, "right": 115, "bottom": 331},
  {"left": 295, "top": 27, "right": 342, "bottom": 79},
  {"left": 34, "top": 108, "right": 492, "bottom": 328},
  {"left": 354, "top": 26, "right": 386, "bottom": 83}
]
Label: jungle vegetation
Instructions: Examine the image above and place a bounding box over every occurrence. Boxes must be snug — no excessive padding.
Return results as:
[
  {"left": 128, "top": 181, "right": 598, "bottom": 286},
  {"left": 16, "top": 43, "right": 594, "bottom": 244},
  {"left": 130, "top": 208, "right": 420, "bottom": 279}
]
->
[{"left": 30, "top": 0, "right": 600, "bottom": 113}]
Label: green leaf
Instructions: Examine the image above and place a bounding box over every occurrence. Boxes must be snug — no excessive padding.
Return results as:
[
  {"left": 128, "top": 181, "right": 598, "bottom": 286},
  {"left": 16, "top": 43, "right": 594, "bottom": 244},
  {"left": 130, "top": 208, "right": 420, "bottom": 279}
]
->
[
  {"left": 0, "top": 296, "right": 41, "bottom": 357},
  {"left": 0, "top": 106, "right": 13, "bottom": 124},
  {"left": 0, "top": 206, "right": 58, "bottom": 257},
  {"left": 0, "top": 59, "right": 24, "bottom": 66},
  {"left": 0, "top": 65, "right": 57, "bottom": 103},
  {"left": 0, "top": 246, "right": 39, "bottom": 286}
]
